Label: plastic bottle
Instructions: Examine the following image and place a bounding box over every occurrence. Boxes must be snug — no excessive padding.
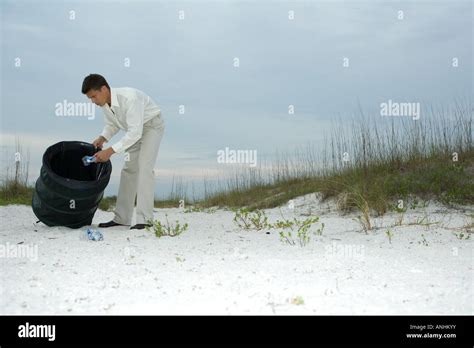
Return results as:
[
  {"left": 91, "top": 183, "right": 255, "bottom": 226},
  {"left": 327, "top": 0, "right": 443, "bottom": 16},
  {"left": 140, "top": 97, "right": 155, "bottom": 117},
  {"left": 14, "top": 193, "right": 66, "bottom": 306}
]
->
[
  {"left": 82, "top": 155, "right": 97, "bottom": 166},
  {"left": 80, "top": 228, "right": 104, "bottom": 241}
]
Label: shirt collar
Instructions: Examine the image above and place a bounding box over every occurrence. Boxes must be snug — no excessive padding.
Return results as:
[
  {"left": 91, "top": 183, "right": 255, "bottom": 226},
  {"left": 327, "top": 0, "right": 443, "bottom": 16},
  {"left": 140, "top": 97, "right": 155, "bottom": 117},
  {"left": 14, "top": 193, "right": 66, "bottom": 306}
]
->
[{"left": 110, "top": 88, "right": 119, "bottom": 107}]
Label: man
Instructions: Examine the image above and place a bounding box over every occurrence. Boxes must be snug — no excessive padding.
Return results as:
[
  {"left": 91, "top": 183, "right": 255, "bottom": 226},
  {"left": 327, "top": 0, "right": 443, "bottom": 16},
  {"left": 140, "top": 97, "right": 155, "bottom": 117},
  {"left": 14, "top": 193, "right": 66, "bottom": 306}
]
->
[{"left": 82, "top": 74, "right": 165, "bottom": 229}]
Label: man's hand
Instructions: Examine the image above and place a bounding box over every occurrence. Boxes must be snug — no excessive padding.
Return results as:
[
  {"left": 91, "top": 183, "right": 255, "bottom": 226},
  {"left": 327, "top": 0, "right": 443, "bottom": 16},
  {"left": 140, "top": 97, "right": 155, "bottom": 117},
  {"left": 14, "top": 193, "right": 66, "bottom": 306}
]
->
[
  {"left": 94, "top": 147, "right": 115, "bottom": 162},
  {"left": 92, "top": 136, "right": 107, "bottom": 149}
]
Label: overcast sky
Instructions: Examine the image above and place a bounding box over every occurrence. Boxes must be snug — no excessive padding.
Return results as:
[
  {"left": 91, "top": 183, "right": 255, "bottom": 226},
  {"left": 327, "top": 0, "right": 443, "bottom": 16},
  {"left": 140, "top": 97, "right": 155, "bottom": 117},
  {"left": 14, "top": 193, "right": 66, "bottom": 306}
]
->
[{"left": 1, "top": 0, "right": 472, "bottom": 198}]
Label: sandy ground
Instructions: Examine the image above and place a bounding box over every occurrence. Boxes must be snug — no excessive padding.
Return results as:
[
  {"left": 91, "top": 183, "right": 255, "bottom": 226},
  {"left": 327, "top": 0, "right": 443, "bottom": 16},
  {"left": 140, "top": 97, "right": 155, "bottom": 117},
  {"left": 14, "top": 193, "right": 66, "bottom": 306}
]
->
[{"left": 0, "top": 193, "right": 472, "bottom": 315}]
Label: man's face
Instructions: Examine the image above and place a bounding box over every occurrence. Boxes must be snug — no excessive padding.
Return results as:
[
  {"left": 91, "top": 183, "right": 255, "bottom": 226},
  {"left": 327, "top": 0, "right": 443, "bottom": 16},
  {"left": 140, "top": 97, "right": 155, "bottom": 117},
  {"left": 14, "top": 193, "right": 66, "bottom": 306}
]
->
[{"left": 86, "top": 86, "right": 109, "bottom": 106}]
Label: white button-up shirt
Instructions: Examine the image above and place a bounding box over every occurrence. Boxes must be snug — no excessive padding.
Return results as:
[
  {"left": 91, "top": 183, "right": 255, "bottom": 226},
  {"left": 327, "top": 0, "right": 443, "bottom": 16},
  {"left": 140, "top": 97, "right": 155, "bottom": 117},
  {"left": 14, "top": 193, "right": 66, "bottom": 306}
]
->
[{"left": 100, "top": 87, "right": 163, "bottom": 154}]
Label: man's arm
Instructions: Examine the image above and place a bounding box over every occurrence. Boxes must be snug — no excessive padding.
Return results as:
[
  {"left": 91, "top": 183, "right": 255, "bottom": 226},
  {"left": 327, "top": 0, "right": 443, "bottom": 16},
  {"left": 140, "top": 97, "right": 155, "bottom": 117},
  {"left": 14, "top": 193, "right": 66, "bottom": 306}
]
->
[
  {"left": 100, "top": 122, "right": 120, "bottom": 143},
  {"left": 92, "top": 121, "right": 119, "bottom": 150}
]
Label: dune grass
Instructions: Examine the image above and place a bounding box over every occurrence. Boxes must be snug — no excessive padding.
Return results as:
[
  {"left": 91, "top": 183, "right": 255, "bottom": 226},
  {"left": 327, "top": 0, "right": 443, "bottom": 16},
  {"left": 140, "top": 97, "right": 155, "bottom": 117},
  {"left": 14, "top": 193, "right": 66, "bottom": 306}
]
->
[
  {"left": 196, "top": 103, "right": 474, "bottom": 213},
  {"left": 0, "top": 182, "right": 34, "bottom": 206},
  {"left": 2, "top": 103, "right": 472, "bottom": 216},
  {"left": 196, "top": 150, "right": 473, "bottom": 213},
  {"left": 0, "top": 138, "right": 33, "bottom": 206}
]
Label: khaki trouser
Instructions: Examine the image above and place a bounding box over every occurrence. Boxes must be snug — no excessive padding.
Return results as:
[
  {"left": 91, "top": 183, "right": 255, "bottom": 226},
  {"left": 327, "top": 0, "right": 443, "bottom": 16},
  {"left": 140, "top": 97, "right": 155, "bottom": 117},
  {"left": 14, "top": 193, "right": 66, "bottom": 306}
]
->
[{"left": 113, "top": 116, "right": 164, "bottom": 225}]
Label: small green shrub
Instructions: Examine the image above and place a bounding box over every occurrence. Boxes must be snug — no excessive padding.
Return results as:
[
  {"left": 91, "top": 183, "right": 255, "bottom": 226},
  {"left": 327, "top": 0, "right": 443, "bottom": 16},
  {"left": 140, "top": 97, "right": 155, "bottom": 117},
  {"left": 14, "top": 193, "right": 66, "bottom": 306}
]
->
[
  {"left": 273, "top": 216, "right": 324, "bottom": 247},
  {"left": 146, "top": 215, "right": 188, "bottom": 238},
  {"left": 233, "top": 208, "right": 269, "bottom": 230}
]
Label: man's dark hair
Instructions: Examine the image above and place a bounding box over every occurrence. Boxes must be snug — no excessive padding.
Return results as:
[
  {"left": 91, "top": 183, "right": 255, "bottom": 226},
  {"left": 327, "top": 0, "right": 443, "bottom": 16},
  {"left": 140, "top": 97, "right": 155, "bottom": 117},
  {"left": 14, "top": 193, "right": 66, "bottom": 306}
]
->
[{"left": 81, "top": 74, "right": 110, "bottom": 94}]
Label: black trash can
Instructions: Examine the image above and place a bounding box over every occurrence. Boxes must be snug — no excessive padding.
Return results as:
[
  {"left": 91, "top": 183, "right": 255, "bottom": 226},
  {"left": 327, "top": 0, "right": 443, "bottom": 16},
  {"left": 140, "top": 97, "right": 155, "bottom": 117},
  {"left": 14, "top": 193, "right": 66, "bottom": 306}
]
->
[{"left": 32, "top": 141, "right": 112, "bottom": 229}]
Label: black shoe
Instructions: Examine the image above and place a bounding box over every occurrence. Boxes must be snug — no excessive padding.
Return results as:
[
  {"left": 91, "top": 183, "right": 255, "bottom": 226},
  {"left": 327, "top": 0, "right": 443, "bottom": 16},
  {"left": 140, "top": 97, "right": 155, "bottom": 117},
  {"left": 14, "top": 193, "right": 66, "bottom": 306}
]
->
[
  {"left": 98, "top": 220, "right": 126, "bottom": 228},
  {"left": 130, "top": 223, "right": 152, "bottom": 230}
]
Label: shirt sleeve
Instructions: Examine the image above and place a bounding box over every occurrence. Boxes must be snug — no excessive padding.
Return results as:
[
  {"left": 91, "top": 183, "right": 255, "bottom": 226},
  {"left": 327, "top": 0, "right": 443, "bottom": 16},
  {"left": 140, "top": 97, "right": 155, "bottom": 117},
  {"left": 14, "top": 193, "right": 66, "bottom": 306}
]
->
[
  {"left": 111, "top": 100, "right": 145, "bottom": 154},
  {"left": 100, "top": 122, "right": 120, "bottom": 142}
]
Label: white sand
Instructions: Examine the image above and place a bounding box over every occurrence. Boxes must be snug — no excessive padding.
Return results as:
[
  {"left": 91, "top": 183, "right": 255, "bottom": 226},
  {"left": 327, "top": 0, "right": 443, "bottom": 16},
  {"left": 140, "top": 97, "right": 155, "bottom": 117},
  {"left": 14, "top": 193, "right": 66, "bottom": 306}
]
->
[{"left": 0, "top": 194, "right": 472, "bottom": 315}]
